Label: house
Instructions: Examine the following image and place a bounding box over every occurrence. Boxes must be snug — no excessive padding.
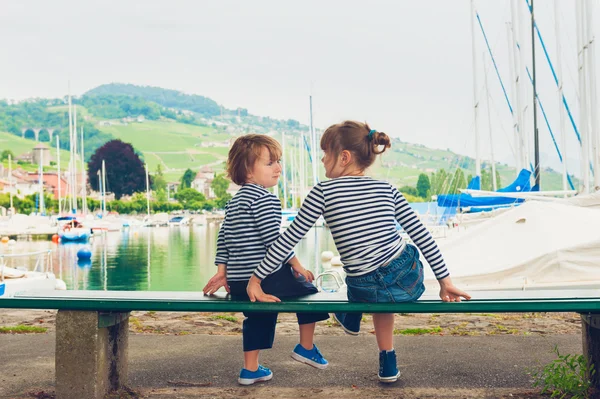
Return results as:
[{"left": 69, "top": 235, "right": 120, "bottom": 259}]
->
[
  {"left": 191, "top": 166, "right": 216, "bottom": 198},
  {"left": 166, "top": 182, "right": 180, "bottom": 201},
  {"left": 0, "top": 169, "right": 48, "bottom": 198},
  {"left": 25, "top": 172, "right": 69, "bottom": 199},
  {"left": 32, "top": 143, "right": 52, "bottom": 166},
  {"left": 15, "top": 152, "right": 34, "bottom": 164}
]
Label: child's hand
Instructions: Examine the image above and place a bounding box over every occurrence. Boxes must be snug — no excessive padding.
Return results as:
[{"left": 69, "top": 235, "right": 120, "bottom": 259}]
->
[
  {"left": 291, "top": 264, "right": 314, "bottom": 283},
  {"left": 247, "top": 275, "right": 281, "bottom": 302},
  {"left": 203, "top": 270, "right": 230, "bottom": 295},
  {"left": 438, "top": 277, "right": 471, "bottom": 302}
]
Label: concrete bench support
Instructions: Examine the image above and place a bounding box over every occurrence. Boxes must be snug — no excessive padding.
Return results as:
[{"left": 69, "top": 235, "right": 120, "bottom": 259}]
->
[
  {"left": 581, "top": 313, "right": 600, "bottom": 390},
  {"left": 56, "top": 310, "right": 130, "bottom": 399}
]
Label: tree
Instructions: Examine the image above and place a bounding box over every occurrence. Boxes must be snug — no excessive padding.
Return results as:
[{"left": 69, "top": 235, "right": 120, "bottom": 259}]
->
[
  {"left": 152, "top": 164, "right": 167, "bottom": 192},
  {"left": 214, "top": 193, "right": 232, "bottom": 209},
  {"left": 87, "top": 140, "right": 148, "bottom": 200},
  {"left": 416, "top": 173, "right": 431, "bottom": 198},
  {"left": 180, "top": 168, "right": 195, "bottom": 189},
  {"left": 398, "top": 185, "right": 418, "bottom": 197},
  {"left": 174, "top": 188, "right": 206, "bottom": 209},
  {"left": 211, "top": 173, "right": 230, "bottom": 198},
  {"left": 447, "top": 168, "right": 467, "bottom": 194},
  {"left": 429, "top": 169, "right": 449, "bottom": 196},
  {"left": 481, "top": 167, "right": 502, "bottom": 191},
  {"left": 155, "top": 188, "right": 167, "bottom": 203},
  {"left": 1, "top": 149, "right": 14, "bottom": 161}
]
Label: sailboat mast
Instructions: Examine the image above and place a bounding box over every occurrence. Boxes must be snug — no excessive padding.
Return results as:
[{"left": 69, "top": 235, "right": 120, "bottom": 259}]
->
[
  {"left": 290, "top": 137, "right": 296, "bottom": 209},
  {"left": 299, "top": 133, "right": 305, "bottom": 202},
  {"left": 73, "top": 106, "right": 78, "bottom": 213},
  {"left": 309, "top": 95, "right": 318, "bottom": 185},
  {"left": 470, "top": 0, "right": 481, "bottom": 178},
  {"left": 531, "top": 0, "right": 540, "bottom": 188},
  {"left": 56, "top": 136, "right": 61, "bottom": 213},
  {"left": 145, "top": 164, "right": 150, "bottom": 217},
  {"left": 102, "top": 160, "right": 107, "bottom": 215},
  {"left": 81, "top": 125, "right": 86, "bottom": 214},
  {"left": 554, "top": 0, "right": 569, "bottom": 193},
  {"left": 8, "top": 154, "right": 13, "bottom": 213},
  {"left": 586, "top": 0, "right": 599, "bottom": 190},
  {"left": 509, "top": 0, "right": 525, "bottom": 173},
  {"left": 282, "top": 132, "right": 287, "bottom": 208},
  {"left": 576, "top": 0, "right": 590, "bottom": 193},
  {"left": 39, "top": 148, "right": 45, "bottom": 215},
  {"left": 483, "top": 52, "right": 497, "bottom": 191},
  {"left": 67, "top": 89, "right": 74, "bottom": 212}
]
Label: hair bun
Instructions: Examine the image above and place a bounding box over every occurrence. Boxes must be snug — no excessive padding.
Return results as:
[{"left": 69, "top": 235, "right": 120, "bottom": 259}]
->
[{"left": 372, "top": 131, "right": 391, "bottom": 154}]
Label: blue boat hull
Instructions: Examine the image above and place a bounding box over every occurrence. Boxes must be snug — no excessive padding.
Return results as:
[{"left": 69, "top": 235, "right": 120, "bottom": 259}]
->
[{"left": 59, "top": 232, "right": 90, "bottom": 242}]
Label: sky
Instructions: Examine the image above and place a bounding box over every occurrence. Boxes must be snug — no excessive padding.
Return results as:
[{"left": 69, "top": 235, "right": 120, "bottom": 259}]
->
[{"left": 1, "top": 0, "right": 598, "bottom": 177}]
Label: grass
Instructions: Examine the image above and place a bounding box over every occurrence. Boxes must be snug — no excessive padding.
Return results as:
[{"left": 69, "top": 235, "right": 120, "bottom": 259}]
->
[
  {"left": 2, "top": 109, "right": 571, "bottom": 190},
  {"left": 157, "top": 152, "right": 219, "bottom": 170},
  {"left": 210, "top": 314, "right": 239, "bottom": 323},
  {"left": 393, "top": 326, "right": 442, "bottom": 335},
  {"left": 530, "top": 345, "right": 595, "bottom": 399},
  {"left": 99, "top": 121, "right": 222, "bottom": 152},
  {"left": 0, "top": 325, "right": 48, "bottom": 334},
  {"left": 0, "top": 132, "right": 72, "bottom": 167},
  {"left": 47, "top": 105, "right": 90, "bottom": 117},
  {"left": 491, "top": 324, "right": 520, "bottom": 335},
  {"left": 97, "top": 121, "right": 230, "bottom": 178}
]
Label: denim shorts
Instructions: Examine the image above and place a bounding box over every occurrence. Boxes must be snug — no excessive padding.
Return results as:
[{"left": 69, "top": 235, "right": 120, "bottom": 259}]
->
[{"left": 345, "top": 243, "right": 425, "bottom": 303}]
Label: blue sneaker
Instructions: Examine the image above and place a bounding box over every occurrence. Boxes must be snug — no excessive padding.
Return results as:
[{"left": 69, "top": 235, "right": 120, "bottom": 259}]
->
[
  {"left": 238, "top": 365, "right": 273, "bottom": 385},
  {"left": 291, "top": 344, "right": 329, "bottom": 369},
  {"left": 378, "top": 349, "right": 400, "bottom": 383},
  {"left": 333, "top": 313, "right": 361, "bottom": 336}
]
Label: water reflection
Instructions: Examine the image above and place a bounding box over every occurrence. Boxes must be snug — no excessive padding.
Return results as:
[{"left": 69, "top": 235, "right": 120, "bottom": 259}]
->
[{"left": 0, "top": 225, "right": 336, "bottom": 292}]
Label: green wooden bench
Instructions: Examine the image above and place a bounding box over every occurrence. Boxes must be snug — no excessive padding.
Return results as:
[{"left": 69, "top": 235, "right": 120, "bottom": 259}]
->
[{"left": 2, "top": 288, "right": 600, "bottom": 399}]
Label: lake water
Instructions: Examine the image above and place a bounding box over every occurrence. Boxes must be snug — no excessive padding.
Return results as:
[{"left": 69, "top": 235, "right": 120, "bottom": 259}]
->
[{"left": 1, "top": 225, "right": 337, "bottom": 292}]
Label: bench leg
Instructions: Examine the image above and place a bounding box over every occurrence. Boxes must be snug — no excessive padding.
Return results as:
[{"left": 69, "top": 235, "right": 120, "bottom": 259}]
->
[
  {"left": 56, "top": 310, "right": 129, "bottom": 399},
  {"left": 581, "top": 313, "right": 600, "bottom": 391}
]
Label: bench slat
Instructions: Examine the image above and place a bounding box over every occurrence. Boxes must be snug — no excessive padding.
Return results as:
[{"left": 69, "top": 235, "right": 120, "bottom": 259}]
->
[{"left": 2, "top": 289, "right": 600, "bottom": 313}]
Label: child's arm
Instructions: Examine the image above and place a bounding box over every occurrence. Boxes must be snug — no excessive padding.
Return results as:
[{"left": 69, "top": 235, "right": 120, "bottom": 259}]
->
[
  {"left": 214, "top": 214, "right": 229, "bottom": 266},
  {"left": 393, "top": 188, "right": 470, "bottom": 302},
  {"left": 203, "top": 211, "right": 230, "bottom": 295},
  {"left": 248, "top": 185, "right": 325, "bottom": 302},
  {"left": 202, "top": 264, "right": 230, "bottom": 295},
  {"left": 438, "top": 276, "right": 470, "bottom": 302},
  {"left": 393, "top": 188, "right": 449, "bottom": 280},
  {"left": 288, "top": 256, "right": 314, "bottom": 282}
]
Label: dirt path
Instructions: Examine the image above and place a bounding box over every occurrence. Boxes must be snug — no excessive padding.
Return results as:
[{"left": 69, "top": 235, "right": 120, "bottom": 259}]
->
[{"left": 0, "top": 309, "right": 582, "bottom": 337}]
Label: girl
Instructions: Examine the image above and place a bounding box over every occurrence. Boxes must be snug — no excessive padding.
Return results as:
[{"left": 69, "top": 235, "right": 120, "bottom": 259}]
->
[
  {"left": 202, "top": 134, "right": 329, "bottom": 386},
  {"left": 247, "top": 121, "right": 470, "bottom": 383}
]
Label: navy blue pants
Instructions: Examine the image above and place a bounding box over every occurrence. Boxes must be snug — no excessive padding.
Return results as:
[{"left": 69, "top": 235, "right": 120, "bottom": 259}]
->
[{"left": 229, "top": 265, "right": 329, "bottom": 352}]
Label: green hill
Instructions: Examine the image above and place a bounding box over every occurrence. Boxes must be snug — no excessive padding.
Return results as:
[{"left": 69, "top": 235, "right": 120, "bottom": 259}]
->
[
  {"left": 0, "top": 83, "right": 575, "bottom": 192},
  {"left": 0, "top": 131, "right": 72, "bottom": 171}
]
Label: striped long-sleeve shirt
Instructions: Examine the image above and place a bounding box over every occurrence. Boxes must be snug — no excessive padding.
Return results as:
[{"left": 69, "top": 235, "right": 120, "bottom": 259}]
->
[
  {"left": 255, "top": 176, "right": 449, "bottom": 280},
  {"left": 214, "top": 183, "right": 294, "bottom": 282}
]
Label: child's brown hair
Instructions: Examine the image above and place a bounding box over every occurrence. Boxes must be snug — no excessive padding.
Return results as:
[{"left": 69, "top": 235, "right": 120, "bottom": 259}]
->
[
  {"left": 320, "top": 121, "right": 391, "bottom": 170},
  {"left": 226, "top": 134, "right": 282, "bottom": 185}
]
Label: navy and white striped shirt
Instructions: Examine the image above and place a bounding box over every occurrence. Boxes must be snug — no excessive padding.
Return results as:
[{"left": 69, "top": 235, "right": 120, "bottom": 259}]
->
[
  {"left": 255, "top": 176, "right": 449, "bottom": 280},
  {"left": 215, "top": 183, "right": 294, "bottom": 282}
]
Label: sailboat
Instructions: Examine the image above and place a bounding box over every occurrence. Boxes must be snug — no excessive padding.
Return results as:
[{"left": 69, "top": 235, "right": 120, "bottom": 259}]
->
[
  {"left": 58, "top": 94, "right": 91, "bottom": 242},
  {"left": 437, "top": 1, "right": 579, "bottom": 216},
  {"left": 419, "top": 1, "right": 600, "bottom": 291},
  {"left": 0, "top": 250, "right": 66, "bottom": 297}
]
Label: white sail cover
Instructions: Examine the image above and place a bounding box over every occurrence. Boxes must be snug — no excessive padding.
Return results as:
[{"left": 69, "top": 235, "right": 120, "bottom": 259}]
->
[{"left": 423, "top": 200, "right": 600, "bottom": 291}]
